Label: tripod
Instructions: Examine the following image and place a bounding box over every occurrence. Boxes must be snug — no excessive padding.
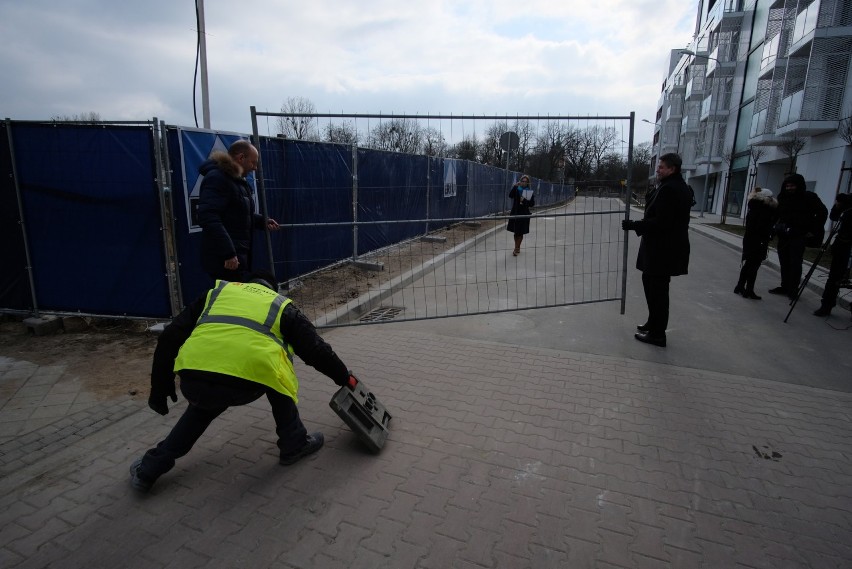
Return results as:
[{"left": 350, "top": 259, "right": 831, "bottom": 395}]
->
[{"left": 784, "top": 216, "right": 842, "bottom": 323}]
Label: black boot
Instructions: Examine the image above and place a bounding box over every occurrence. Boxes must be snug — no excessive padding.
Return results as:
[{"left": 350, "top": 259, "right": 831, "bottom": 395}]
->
[
  {"left": 734, "top": 284, "right": 745, "bottom": 296},
  {"left": 813, "top": 305, "right": 833, "bottom": 317}
]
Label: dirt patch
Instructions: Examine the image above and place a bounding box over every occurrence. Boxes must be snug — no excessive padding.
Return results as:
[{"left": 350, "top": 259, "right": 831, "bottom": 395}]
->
[
  {"left": 0, "top": 220, "right": 504, "bottom": 400},
  {"left": 0, "top": 317, "right": 157, "bottom": 400},
  {"left": 287, "top": 220, "right": 502, "bottom": 321}
]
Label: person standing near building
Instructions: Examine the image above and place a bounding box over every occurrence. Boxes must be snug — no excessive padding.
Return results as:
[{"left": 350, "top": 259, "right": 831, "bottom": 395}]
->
[
  {"left": 621, "top": 153, "right": 692, "bottom": 348},
  {"left": 198, "top": 139, "right": 280, "bottom": 282},
  {"left": 734, "top": 187, "right": 778, "bottom": 300},
  {"left": 129, "top": 272, "right": 354, "bottom": 492},
  {"left": 768, "top": 173, "right": 827, "bottom": 299},
  {"left": 507, "top": 175, "right": 534, "bottom": 256},
  {"left": 813, "top": 193, "right": 852, "bottom": 317}
]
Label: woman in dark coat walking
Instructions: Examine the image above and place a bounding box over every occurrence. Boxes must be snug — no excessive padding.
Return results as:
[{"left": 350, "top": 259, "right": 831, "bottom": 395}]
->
[
  {"left": 506, "top": 175, "right": 534, "bottom": 256},
  {"left": 734, "top": 187, "right": 778, "bottom": 300}
]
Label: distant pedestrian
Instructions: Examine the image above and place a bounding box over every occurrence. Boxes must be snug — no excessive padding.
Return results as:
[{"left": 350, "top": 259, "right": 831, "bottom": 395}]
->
[
  {"left": 622, "top": 153, "right": 692, "bottom": 347},
  {"left": 198, "top": 140, "right": 280, "bottom": 283},
  {"left": 813, "top": 193, "right": 852, "bottom": 317},
  {"left": 507, "top": 175, "right": 535, "bottom": 256},
  {"left": 768, "top": 173, "right": 827, "bottom": 299},
  {"left": 129, "top": 271, "right": 354, "bottom": 493},
  {"left": 734, "top": 187, "right": 778, "bottom": 300}
]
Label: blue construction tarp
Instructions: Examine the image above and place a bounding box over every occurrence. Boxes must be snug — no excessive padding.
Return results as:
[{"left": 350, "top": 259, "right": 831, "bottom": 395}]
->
[{"left": 3, "top": 122, "right": 171, "bottom": 317}]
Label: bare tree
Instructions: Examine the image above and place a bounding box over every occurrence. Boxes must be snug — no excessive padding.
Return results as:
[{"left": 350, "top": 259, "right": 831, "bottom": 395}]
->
[
  {"left": 276, "top": 96, "right": 319, "bottom": 140},
  {"left": 778, "top": 134, "right": 806, "bottom": 173},
  {"left": 563, "top": 125, "right": 594, "bottom": 180},
  {"left": 511, "top": 119, "right": 535, "bottom": 172},
  {"left": 323, "top": 121, "right": 359, "bottom": 145},
  {"left": 479, "top": 121, "right": 507, "bottom": 166},
  {"left": 448, "top": 135, "right": 479, "bottom": 161},
  {"left": 367, "top": 118, "right": 422, "bottom": 153},
  {"left": 528, "top": 121, "right": 569, "bottom": 181},
  {"left": 838, "top": 115, "right": 852, "bottom": 146},
  {"left": 588, "top": 125, "right": 619, "bottom": 174},
  {"left": 50, "top": 112, "right": 101, "bottom": 123},
  {"left": 421, "top": 127, "right": 447, "bottom": 157}
]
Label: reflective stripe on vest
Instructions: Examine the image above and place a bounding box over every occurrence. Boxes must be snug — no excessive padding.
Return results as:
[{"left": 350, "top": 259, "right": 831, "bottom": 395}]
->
[
  {"left": 196, "top": 282, "right": 290, "bottom": 360},
  {"left": 174, "top": 280, "right": 298, "bottom": 400}
]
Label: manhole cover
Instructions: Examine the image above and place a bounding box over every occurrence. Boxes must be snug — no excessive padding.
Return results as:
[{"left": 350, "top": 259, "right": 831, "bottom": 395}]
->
[{"left": 359, "top": 306, "right": 404, "bottom": 323}]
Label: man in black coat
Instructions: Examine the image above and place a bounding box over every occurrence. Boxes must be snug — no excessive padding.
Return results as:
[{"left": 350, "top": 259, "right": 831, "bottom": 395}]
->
[
  {"left": 768, "top": 173, "right": 827, "bottom": 299},
  {"left": 622, "top": 153, "right": 693, "bottom": 347},
  {"left": 198, "top": 140, "right": 280, "bottom": 282}
]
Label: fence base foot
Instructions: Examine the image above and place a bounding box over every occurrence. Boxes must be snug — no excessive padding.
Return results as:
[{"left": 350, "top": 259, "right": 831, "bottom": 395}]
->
[
  {"left": 351, "top": 260, "right": 384, "bottom": 272},
  {"left": 420, "top": 236, "right": 447, "bottom": 243}
]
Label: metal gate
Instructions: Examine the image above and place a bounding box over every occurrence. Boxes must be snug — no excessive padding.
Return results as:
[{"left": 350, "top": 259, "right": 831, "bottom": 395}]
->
[{"left": 250, "top": 110, "right": 636, "bottom": 328}]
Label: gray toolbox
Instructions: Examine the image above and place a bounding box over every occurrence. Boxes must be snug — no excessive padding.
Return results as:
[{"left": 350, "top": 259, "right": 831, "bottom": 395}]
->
[{"left": 329, "top": 376, "right": 391, "bottom": 453}]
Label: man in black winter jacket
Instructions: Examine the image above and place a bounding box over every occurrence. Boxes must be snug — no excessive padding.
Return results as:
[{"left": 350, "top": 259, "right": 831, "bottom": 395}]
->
[
  {"left": 768, "top": 173, "right": 827, "bottom": 299},
  {"left": 622, "top": 153, "right": 693, "bottom": 347},
  {"left": 198, "top": 140, "right": 279, "bottom": 282}
]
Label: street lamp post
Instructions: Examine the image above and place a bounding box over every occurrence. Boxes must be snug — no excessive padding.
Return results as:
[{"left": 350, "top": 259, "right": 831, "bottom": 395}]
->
[{"left": 679, "top": 49, "right": 723, "bottom": 218}]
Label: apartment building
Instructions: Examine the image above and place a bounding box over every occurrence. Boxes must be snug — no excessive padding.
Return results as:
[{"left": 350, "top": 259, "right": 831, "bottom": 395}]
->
[{"left": 650, "top": 0, "right": 852, "bottom": 220}]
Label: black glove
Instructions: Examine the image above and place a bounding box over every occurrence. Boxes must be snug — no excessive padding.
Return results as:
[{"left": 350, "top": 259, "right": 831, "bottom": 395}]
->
[
  {"left": 148, "top": 382, "right": 177, "bottom": 415},
  {"left": 622, "top": 220, "right": 637, "bottom": 231}
]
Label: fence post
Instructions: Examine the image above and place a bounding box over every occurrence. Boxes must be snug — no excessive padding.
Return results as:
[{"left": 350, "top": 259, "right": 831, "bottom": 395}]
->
[
  {"left": 620, "top": 111, "right": 636, "bottom": 316},
  {"left": 151, "top": 118, "right": 183, "bottom": 315},
  {"left": 251, "top": 106, "right": 277, "bottom": 282},
  {"left": 4, "top": 118, "right": 39, "bottom": 316},
  {"left": 352, "top": 143, "right": 359, "bottom": 261}
]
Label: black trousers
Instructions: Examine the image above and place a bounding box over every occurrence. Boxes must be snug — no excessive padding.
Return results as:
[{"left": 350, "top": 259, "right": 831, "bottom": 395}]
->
[
  {"left": 139, "top": 374, "right": 307, "bottom": 479},
  {"left": 737, "top": 257, "right": 764, "bottom": 293},
  {"left": 821, "top": 241, "right": 852, "bottom": 308},
  {"left": 642, "top": 272, "right": 670, "bottom": 336},
  {"left": 777, "top": 234, "right": 806, "bottom": 294}
]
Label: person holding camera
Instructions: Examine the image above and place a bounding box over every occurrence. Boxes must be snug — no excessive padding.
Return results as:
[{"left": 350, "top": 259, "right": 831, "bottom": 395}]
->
[
  {"left": 813, "top": 193, "right": 852, "bottom": 317},
  {"left": 768, "top": 173, "right": 827, "bottom": 299}
]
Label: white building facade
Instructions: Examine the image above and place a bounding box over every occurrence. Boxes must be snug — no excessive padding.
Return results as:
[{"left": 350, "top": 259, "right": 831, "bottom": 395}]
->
[{"left": 651, "top": 0, "right": 852, "bottom": 219}]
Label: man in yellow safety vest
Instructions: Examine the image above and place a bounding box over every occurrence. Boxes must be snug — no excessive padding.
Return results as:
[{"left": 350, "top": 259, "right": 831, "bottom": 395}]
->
[{"left": 129, "top": 272, "right": 354, "bottom": 492}]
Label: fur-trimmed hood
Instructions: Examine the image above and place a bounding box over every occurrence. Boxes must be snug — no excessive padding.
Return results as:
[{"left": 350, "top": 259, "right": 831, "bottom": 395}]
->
[
  {"left": 199, "top": 151, "right": 243, "bottom": 179},
  {"left": 748, "top": 188, "right": 777, "bottom": 208}
]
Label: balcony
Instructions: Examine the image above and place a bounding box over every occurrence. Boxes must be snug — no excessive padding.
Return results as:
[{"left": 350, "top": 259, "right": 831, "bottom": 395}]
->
[
  {"left": 788, "top": 0, "right": 820, "bottom": 54},
  {"left": 666, "top": 103, "right": 683, "bottom": 122},
  {"left": 775, "top": 86, "right": 844, "bottom": 137},
  {"left": 706, "top": 45, "right": 738, "bottom": 76},
  {"left": 685, "top": 76, "right": 706, "bottom": 100},
  {"left": 687, "top": 37, "right": 709, "bottom": 58},
  {"left": 668, "top": 73, "right": 686, "bottom": 93},
  {"left": 681, "top": 114, "right": 701, "bottom": 134},
  {"left": 748, "top": 106, "right": 785, "bottom": 146},
  {"left": 706, "top": 0, "right": 746, "bottom": 36}
]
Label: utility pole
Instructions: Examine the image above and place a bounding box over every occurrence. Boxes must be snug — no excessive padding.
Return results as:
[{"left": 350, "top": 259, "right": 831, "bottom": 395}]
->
[{"left": 197, "top": 0, "right": 211, "bottom": 129}]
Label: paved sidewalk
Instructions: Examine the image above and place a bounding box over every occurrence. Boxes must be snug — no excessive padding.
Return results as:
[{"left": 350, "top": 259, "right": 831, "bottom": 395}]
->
[{"left": 1, "top": 208, "right": 851, "bottom": 568}]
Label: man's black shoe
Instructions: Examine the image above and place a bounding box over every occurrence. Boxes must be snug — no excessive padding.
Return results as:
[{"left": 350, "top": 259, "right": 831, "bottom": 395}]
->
[
  {"left": 634, "top": 331, "right": 666, "bottom": 347},
  {"left": 813, "top": 306, "right": 832, "bottom": 317},
  {"left": 734, "top": 285, "right": 745, "bottom": 296},
  {"left": 280, "top": 432, "right": 324, "bottom": 465},
  {"left": 129, "top": 459, "right": 155, "bottom": 492},
  {"left": 743, "top": 291, "right": 762, "bottom": 300},
  {"left": 768, "top": 286, "right": 788, "bottom": 295},
  {"left": 636, "top": 323, "right": 650, "bottom": 332}
]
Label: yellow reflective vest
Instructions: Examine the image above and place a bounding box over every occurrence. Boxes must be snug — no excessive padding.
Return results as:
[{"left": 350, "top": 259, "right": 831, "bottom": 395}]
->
[{"left": 174, "top": 280, "right": 299, "bottom": 402}]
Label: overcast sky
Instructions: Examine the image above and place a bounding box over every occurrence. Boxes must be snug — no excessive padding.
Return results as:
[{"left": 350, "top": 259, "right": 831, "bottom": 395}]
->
[{"left": 0, "top": 0, "right": 697, "bottom": 146}]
